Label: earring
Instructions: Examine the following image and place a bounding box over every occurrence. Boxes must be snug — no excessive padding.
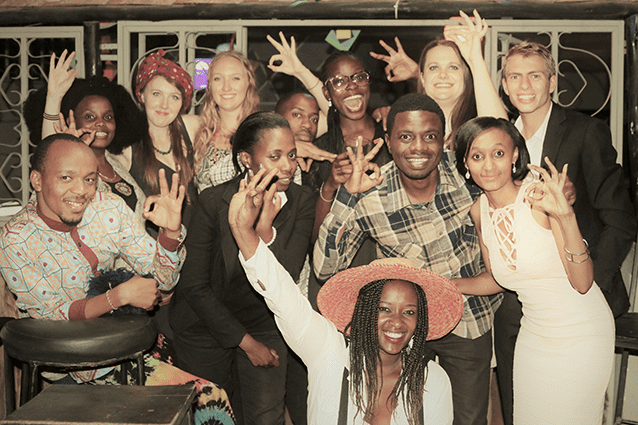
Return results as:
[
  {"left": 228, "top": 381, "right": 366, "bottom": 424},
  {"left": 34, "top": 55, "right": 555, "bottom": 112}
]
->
[
  {"left": 512, "top": 163, "right": 516, "bottom": 173},
  {"left": 465, "top": 170, "right": 471, "bottom": 179},
  {"left": 404, "top": 336, "right": 414, "bottom": 356},
  {"left": 328, "top": 100, "right": 332, "bottom": 108}
]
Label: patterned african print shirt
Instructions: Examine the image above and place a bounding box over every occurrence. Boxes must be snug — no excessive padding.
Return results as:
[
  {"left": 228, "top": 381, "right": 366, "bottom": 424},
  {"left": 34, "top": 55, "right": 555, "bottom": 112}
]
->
[
  {"left": 0, "top": 192, "right": 186, "bottom": 320},
  {"left": 313, "top": 152, "right": 502, "bottom": 339}
]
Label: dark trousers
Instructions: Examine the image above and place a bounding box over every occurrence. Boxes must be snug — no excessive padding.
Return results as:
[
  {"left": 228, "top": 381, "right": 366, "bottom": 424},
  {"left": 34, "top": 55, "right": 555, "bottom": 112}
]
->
[
  {"left": 173, "top": 326, "right": 287, "bottom": 425},
  {"left": 493, "top": 290, "right": 522, "bottom": 425},
  {"left": 285, "top": 348, "right": 308, "bottom": 425},
  {"left": 426, "top": 329, "right": 493, "bottom": 425}
]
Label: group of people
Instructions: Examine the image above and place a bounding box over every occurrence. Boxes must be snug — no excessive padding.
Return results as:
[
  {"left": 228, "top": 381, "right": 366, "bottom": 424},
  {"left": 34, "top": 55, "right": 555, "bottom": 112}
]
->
[{"left": 0, "top": 8, "right": 635, "bottom": 425}]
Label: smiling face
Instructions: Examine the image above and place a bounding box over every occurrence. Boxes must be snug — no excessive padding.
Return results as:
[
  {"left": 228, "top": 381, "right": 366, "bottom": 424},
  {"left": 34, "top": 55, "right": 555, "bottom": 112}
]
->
[
  {"left": 30, "top": 139, "right": 98, "bottom": 226},
  {"left": 73, "top": 95, "right": 116, "bottom": 150},
  {"left": 502, "top": 53, "right": 556, "bottom": 120},
  {"left": 387, "top": 110, "right": 444, "bottom": 185},
  {"left": 377, "top": 280, "right": 418, "bottom": 360},
  {"left": 141, "top": 75, "right": 183, "bottom": 129},
  {"left": 420, "top": 45, "right": 466, "bottom": 109},
  {"left": 241, "top": 127, "right": 297, "bottom": 192},
  {"left": 209, "top": 55, "right": 250, "bottom": 113},
  {"left": 322, "top": 56, "right": 370, "bottom": 122},
  {"left": 465, "top": 128, "right": 519, "bottom": 194},
  {"left": 277, "top": 93, "right": 319, "bottom": 144}
]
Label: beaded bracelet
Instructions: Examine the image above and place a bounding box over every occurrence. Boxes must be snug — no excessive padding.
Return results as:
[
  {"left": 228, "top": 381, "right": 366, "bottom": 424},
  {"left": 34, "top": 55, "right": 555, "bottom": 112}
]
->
[
  {"left": 105, "top": 289, "right": 117, "bottom": 312},
  {"left": 265, "top": 226, "right": 277, "bottom": 247}
]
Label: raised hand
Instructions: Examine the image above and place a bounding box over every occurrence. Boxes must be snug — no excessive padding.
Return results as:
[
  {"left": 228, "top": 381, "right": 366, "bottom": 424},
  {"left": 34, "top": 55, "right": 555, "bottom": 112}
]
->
[
  {"left": 53, "top": 109, "right": 96, "bottom": 145},
  {"left": 267, "top": 32, "right": 307, "bottom": 78},
  {"left": 369, "top": 37, "right": 419, "bottom": 82},
  {"left": 525, "top": 157, "right": 573, "bottom": 219},
  {"left": 143, "top": 169, "right": 185, "bottom": 239},
  {"left": 256, "top": 175, "right": 283, "bottom": 241},
  {"left": 343, "top": 137, "right": 385, "bottom": 194},
  {"left": 444, "top": 10, "right": 488, "bottom": 66},
  {"left": 228, "top": 167, "right": 278, "bottom": 232},
  {"left": 47, "top": 50, "right": 78, "bottom": 102}
]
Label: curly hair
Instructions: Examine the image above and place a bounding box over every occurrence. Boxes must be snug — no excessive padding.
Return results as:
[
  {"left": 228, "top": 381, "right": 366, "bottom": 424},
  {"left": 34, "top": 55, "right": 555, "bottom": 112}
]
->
[
  {"left": 346, "top": 278, "right": 430, "bottom": 425},
  {"left": 194, "top": 51, "right": 260, "bottom": 171},
  {"left": 417, "top": 39, "right": 477, "bottom": 148},
  {"left": 23, "top": 76, "right": 146, "bottom": 154}
]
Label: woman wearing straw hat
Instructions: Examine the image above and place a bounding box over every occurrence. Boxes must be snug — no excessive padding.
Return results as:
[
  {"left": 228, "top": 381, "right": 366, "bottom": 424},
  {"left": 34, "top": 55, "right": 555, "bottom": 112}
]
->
[{"left": 227, "top": 166, "right": 462, "bottom": 425}]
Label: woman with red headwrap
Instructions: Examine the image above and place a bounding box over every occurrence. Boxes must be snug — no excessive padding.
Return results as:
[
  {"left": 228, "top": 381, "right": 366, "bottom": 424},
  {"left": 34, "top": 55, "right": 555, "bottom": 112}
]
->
[{"left": 116, "top": 49, "right": 200, "bottom": 234}]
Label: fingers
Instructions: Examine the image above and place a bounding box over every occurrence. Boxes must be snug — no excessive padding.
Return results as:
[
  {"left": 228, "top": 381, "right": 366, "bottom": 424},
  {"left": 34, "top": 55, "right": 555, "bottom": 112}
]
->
[
  {"left": 157, "top": 168, "right": 170, "bottom": 196},
  {"left": 369, "top": 51, "right": 390, "bottom": 62},
  {"left": 365, "top": 138, "right": 385, "bottom": 161},
  {"left": 266, "top": 34, "right": 282, "bottom": 51}
]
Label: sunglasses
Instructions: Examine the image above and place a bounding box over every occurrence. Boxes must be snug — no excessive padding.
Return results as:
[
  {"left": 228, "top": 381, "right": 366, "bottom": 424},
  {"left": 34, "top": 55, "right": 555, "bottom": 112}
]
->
[{"left": 325, "top": 71, "right": 370, "bottom": 92}]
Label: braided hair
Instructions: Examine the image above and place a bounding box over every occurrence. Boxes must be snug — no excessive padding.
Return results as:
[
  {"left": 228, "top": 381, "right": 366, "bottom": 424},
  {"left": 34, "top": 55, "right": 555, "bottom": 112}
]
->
[{"left": 346, "top": 278, "right": 430, "bottom": 425}]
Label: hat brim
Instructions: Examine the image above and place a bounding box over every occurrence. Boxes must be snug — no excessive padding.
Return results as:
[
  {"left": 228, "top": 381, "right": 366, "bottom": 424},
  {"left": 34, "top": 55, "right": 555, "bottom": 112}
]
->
[{"left": 317, "top": 262, "right": 463, "bottom": 341}]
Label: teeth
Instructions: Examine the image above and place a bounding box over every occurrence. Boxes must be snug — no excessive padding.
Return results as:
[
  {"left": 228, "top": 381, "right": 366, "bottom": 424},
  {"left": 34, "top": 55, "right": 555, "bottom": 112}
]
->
[
  {"left": 95, "top": 132, "right": 107, "bottom": 137},
  {"left": 343, "top": 95, "right": 363, "bottom": 110},
  {"left": 385, "top": 332, "right": 404, "bottom": 339},
  {"left": 407, "top": 158, "right": 428, "bottom": 165}
]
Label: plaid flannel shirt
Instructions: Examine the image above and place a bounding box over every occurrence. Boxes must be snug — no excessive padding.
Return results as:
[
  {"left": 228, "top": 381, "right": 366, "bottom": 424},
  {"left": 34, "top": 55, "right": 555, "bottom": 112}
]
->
[{"left": 313, "top": 151, "right": 502, "bottom": 339}]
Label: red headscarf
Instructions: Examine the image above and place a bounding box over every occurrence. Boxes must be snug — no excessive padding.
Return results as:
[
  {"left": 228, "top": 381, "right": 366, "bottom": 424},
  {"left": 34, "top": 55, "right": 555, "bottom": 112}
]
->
[{"left": 135, "top": 49, "right": 193, "bottom": 112}]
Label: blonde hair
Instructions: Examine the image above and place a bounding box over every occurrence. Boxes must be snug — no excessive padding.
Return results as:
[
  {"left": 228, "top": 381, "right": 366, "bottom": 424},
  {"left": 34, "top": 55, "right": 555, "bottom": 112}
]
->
[{"left": 194, "top": 51, "right": 260, "bottom": 170}]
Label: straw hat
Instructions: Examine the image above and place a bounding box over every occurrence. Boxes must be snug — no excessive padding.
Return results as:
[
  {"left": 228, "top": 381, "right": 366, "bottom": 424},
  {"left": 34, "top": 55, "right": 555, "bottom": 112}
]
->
[{"left": 317, "top": 258, "right": 463, "bottom": 341}]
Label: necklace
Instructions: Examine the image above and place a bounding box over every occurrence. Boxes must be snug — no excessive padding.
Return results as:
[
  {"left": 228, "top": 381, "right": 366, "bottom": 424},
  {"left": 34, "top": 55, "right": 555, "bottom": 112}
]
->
[
  {"left": 153, "top": 143, "right": 173, "bottom": 155},
  {"left": 98, "top": 168, "right": 118, "bottom": 183}
]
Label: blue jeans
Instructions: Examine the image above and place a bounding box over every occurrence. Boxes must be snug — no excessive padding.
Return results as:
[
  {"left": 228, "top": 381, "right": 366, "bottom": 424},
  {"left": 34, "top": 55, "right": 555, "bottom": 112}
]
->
[{"left": 174, "top": 326, "right": 287, "bottom": 425}]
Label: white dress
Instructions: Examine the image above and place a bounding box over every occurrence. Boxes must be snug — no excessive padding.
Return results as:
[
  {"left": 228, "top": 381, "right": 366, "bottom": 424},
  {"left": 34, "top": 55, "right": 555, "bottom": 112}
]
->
[{"left": 479, "top": 182, "right": 614, "bottom": 425}]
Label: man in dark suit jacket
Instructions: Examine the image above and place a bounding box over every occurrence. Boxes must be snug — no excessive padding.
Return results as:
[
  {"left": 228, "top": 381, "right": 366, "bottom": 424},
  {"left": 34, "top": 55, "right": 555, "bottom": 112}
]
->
[{"left": 496, "top": 41, "right": 637, "bottom": 425}]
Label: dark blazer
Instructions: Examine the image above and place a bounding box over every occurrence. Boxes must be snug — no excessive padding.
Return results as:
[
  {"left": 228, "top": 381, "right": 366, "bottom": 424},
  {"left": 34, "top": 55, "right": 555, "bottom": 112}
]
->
[
  {"left": 541, "top": 103, "right": 636, "bottom": 316},
  {"left": 169, "top": 175, "right": 316, "bottom": 348}
]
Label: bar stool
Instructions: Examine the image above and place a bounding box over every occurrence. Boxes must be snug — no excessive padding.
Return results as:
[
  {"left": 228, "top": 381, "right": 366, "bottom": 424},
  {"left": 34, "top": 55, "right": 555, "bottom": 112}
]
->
[{"left": 0, "top": 315, "right": 157, "bottom": 413}]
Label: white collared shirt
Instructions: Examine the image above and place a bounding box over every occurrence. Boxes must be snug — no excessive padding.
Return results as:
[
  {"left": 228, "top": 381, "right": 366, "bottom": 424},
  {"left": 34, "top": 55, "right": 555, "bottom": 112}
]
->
[{"left": 514, "top": 102, "right": 553, "bottom": 166}]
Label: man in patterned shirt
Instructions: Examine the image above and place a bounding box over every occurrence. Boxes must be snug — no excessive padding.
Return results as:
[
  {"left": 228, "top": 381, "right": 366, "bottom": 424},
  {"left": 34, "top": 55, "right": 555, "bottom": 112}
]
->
[
  {"left": 0, "top": 133, "right": 186, "bottom": 321},
  {"left": 314, "top": 93, "right": 501, "bottom": 425}
]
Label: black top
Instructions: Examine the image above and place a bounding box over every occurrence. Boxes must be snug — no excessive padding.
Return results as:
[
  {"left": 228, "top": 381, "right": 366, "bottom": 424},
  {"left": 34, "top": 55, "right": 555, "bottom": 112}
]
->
[
  {"left": 169, "top": 175, "right": 316, "bottom": 348},
  {"left": 303, "top": 120, "right": 391, "bottom": 193},
  {"left": 129, "top": 116, "right": 198, "bottom": 235}
]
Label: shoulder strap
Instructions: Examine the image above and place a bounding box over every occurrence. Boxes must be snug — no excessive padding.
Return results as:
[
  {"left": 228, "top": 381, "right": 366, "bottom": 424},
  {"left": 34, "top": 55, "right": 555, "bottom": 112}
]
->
[{"left": 338, "top": 367, "right": 349, "bottom": 425}]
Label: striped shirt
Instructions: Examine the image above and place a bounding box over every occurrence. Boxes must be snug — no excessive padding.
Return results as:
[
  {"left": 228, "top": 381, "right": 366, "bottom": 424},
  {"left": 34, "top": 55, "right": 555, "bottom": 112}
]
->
[{"left": 313, "top": 152, "right": 501, "bottom": 339}]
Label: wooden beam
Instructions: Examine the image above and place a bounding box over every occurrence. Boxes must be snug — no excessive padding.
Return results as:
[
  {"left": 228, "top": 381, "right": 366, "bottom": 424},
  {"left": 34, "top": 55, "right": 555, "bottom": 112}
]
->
[{"left": 2, "top": 2, "right": 638, "bottom": 26}]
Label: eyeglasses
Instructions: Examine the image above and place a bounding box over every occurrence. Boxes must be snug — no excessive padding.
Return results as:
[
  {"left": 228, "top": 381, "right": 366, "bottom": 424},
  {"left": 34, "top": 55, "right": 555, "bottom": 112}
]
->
[{"left": 325, "top": 71, "right": 370, "bottom": 92}]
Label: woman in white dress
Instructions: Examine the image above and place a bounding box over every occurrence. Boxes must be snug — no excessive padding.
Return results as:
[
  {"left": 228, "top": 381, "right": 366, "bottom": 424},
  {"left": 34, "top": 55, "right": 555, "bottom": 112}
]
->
[{"left": 453, "top": 116, "right": 614, "bottom": 425}]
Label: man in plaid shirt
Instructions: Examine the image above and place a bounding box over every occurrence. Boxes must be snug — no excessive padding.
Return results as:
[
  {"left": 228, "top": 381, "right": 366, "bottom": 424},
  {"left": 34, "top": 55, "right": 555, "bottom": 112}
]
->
[{"left": 314, "top": 93, "right": 501, "bottom": 425}]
